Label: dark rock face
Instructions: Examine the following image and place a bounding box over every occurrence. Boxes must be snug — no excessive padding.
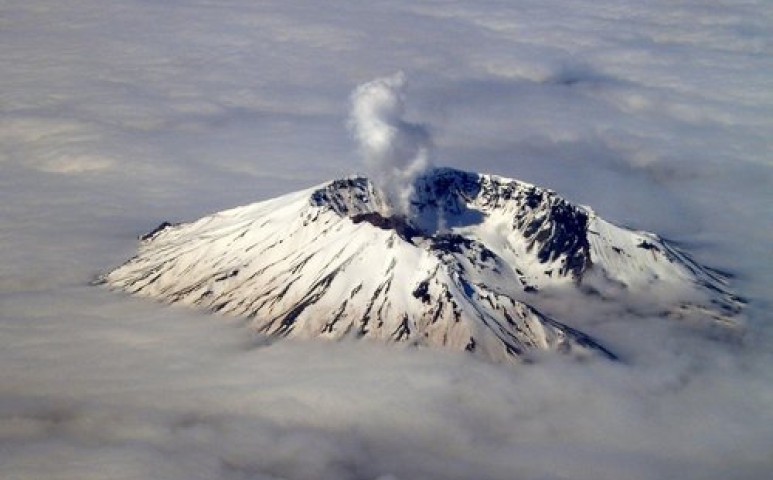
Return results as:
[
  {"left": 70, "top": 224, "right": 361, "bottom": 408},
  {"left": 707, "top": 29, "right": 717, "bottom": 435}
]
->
[
  {"left": 310, "top": 177, "right": 382, "bottom": 216},
  {"left": 516, "top": 201, "right": 591, "bottom": 278},
  {"left": 351, "top": 212, "right": 423, "bottom": 242},
  {"left": 139, "top": 221, "right": 175, "bottom": 241}
]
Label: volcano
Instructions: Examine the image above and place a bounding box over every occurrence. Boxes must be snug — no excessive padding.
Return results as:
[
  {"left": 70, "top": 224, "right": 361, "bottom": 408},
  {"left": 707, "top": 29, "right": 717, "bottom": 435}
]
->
[{"left": 103, "top": 168, "right": 742, "bottom": 363}]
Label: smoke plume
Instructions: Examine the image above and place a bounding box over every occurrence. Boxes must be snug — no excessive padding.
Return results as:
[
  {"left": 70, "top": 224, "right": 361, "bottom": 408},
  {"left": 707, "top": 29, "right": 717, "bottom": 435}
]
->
[{"left": 348, "top": 72, "right": 432, "bottom": 215}]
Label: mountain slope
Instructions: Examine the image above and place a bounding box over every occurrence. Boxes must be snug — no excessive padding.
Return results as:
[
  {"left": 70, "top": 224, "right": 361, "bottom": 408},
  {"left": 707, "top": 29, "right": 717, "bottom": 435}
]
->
[{"left": 103, "top": 168, "right": 742, "bottom": 363}]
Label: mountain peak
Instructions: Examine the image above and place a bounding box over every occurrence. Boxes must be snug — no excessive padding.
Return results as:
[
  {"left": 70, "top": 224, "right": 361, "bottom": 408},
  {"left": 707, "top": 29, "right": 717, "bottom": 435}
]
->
[{"left": 103, "top": 168, "right": 742, "bottom": 364}]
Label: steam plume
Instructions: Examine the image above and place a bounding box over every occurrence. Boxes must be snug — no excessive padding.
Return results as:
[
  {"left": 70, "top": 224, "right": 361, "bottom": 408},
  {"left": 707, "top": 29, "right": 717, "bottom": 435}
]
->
[{"left": 348, "top": 72, "right": 432, "bottom": 215}]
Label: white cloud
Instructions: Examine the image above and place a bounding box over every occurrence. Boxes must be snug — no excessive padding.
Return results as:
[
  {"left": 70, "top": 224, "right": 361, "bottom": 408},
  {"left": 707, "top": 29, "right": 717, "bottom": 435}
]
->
[
  {"left": 36, "top": 154, "right": 115, "bottom": 174},
  {"left": 0, "top": 0, "right": 771, "bottom": 479},
  {"left": 348, "top": 72, "right": 433, "bottom": 215}
]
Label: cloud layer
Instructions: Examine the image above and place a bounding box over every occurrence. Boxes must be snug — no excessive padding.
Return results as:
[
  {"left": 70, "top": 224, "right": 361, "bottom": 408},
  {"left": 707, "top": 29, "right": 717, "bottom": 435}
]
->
[{"left": 0, "top": 1, "right": 771, "bottom": 479}]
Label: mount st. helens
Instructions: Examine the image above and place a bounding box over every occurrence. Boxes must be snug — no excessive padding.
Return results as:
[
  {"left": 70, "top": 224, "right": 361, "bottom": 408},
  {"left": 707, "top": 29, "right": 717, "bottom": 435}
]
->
[{"left": 103, "top": 168, "right": 742, "bottom": 363}]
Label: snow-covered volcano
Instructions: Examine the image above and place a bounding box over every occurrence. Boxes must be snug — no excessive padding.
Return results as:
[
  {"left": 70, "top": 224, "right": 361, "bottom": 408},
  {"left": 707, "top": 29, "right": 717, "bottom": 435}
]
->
[{"left": 104, "top": 168, "right": 742, "bottom": 363}]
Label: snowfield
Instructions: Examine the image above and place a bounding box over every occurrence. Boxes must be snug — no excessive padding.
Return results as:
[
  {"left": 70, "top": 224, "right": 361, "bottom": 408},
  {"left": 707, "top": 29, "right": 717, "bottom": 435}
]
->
[{"left": 106, "top": 169, "right": 740, "bottom": 363}]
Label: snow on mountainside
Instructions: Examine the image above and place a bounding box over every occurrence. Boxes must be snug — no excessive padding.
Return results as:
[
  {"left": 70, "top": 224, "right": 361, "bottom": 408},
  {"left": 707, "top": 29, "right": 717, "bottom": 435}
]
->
[{"left": 103, "top": 168, "right": 743, "bottom": 363}]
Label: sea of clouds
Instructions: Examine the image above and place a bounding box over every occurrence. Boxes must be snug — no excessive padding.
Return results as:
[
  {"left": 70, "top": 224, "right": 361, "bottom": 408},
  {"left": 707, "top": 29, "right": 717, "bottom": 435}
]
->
[{"left": 1, "top": 1, "right": 772, "bottom": 479}]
